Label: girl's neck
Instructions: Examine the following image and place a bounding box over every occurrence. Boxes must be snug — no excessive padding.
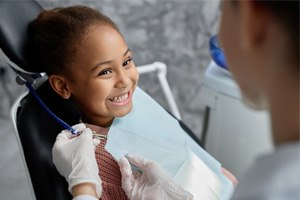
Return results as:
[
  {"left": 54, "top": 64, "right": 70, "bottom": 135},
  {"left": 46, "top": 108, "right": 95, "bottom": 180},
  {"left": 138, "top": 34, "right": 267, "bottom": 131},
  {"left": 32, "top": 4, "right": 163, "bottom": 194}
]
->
[{"left": 81, "top": 116, "right": 114, "bottom": 128}]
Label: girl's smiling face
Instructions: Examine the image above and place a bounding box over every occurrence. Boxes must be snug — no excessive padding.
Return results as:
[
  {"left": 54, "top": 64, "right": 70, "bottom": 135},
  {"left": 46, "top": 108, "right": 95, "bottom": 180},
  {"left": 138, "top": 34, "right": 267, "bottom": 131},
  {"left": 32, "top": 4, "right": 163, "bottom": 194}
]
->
[{"left": 53, "top": 24, "right": 139, "bottom": 127}]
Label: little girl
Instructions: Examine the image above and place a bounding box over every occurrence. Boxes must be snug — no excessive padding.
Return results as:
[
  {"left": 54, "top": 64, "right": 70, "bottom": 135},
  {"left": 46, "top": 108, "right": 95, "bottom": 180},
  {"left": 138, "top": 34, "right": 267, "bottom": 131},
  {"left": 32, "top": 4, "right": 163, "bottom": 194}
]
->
[
  {"left": 28, "top": 5, "right": 236, "bottom": 200},
  {"left": 27, "top": 5, "right": 139, "bottom": 200}
]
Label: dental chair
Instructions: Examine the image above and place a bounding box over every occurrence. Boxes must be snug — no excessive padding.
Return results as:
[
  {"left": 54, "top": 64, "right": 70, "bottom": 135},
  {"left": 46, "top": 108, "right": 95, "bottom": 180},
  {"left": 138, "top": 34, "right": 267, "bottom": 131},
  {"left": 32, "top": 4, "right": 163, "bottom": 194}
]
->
[{"left": 0, "top": 1, "right": 201, "bottom": 200}]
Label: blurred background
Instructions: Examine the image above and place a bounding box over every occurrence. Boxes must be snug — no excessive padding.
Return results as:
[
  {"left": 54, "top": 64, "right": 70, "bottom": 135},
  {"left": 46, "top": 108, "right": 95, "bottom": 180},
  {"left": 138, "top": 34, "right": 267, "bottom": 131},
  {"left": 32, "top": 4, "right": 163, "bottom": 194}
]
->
[{"left": 0, "top": 0, "right": 221, "bottom": 199}]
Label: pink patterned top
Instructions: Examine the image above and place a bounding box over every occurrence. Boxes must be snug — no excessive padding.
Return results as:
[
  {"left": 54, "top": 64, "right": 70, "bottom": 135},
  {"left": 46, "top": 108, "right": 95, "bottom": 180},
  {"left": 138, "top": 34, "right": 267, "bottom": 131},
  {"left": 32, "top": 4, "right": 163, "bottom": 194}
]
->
[{"left": 85, "top": 123, "right": 128, "bottom": 200}]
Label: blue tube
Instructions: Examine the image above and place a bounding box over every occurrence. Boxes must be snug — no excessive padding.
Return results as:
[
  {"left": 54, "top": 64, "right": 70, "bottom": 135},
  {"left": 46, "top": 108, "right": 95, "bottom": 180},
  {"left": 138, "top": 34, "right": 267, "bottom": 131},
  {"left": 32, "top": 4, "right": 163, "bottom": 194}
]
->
[{"left": 24, "top": 81, "right": 78, "bottom": 135}]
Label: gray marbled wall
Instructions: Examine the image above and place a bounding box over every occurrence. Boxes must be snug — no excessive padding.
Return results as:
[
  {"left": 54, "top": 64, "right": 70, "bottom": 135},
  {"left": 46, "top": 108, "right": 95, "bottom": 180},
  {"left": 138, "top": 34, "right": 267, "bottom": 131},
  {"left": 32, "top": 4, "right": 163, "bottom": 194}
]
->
[{"left": 0, "top": 1, "right": 220, "bottom": 199}]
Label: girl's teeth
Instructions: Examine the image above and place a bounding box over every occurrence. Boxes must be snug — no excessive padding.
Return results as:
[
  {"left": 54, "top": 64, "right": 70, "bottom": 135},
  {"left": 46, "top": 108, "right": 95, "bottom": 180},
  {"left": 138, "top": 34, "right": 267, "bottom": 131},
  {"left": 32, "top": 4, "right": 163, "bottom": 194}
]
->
[{"left": 110, "top": 93, "right": 128, "bottom": 103}]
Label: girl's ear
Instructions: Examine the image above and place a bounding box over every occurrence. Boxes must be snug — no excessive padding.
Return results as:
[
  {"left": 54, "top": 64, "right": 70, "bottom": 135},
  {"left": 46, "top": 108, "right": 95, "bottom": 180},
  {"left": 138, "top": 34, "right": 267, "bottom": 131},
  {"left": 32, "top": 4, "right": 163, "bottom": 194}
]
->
[{"left": 48, "top": 75, "right": 71, "bottom": 99}]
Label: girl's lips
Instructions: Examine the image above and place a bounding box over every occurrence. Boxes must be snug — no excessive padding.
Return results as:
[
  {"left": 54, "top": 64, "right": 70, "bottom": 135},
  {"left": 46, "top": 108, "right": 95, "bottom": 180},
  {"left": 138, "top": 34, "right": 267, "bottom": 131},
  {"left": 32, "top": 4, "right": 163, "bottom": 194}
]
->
[{"left": 108, "top": 91, "right": 132, "bottom": 106}]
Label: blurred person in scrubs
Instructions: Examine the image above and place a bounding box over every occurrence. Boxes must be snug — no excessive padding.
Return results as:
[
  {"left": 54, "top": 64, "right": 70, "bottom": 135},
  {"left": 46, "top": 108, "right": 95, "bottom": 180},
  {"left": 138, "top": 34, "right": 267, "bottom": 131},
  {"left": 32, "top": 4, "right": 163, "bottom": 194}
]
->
[
  {"left": 53, "top": 0, "right": 299, "bottom": 199},
  {"left": 217, "top": 0, "right": 299, "bottom": 199}
]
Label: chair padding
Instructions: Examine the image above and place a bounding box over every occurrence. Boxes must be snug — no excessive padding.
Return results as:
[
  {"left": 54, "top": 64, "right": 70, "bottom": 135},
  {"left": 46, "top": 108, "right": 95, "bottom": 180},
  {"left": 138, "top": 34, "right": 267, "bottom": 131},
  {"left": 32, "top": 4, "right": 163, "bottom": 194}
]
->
[
  {"left": 17, "top": 80, "right": 81, "bottom": 200},
  {"left": 0, "top": 0, "right": 42, "bottom": 72}
]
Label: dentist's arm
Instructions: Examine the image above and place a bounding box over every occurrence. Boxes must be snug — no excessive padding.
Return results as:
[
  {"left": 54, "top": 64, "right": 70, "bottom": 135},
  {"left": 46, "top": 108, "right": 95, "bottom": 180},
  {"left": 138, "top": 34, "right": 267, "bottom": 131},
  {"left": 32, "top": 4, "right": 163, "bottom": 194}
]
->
[
  {"left": 52, "top": 123, "right": 102, "bottom": 200},
  {"left": 118, "top": 154, "right": 193, "bottom": 200}
]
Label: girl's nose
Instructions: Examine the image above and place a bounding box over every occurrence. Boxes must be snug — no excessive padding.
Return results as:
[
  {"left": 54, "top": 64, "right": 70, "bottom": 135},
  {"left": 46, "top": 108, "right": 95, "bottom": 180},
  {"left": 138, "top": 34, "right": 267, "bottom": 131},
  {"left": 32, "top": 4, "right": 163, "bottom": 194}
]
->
[{"left": 115, "top": 71, "right": 130, "bottom": 88}]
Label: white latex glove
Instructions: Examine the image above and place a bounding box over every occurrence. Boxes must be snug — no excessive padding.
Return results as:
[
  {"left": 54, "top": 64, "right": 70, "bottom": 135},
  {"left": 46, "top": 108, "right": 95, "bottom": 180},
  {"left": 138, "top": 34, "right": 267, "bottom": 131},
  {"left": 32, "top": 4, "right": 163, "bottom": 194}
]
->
[
  {"left": 118, "top": 154, "right": 193, "bottom": 200},
  {"left": 52, "top": 123, "right": 102, "bottom": 198}
]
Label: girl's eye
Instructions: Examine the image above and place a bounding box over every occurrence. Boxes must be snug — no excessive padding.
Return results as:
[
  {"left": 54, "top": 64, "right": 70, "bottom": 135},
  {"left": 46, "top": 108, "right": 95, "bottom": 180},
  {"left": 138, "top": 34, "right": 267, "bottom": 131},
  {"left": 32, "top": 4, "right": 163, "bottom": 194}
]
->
[
  {"left": 123, "top": 58, "right": 132, "bottom": 67},
  {"left": 98, "top": 69, "right": 112, "bottom": 76}
]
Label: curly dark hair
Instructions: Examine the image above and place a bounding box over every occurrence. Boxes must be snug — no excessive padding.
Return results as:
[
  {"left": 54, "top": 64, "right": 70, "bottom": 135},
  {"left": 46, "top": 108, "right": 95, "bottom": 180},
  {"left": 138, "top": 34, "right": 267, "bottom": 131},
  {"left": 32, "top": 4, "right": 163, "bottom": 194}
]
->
[{"left": 26, "top": 5, "right": 120, "bottom": 75}]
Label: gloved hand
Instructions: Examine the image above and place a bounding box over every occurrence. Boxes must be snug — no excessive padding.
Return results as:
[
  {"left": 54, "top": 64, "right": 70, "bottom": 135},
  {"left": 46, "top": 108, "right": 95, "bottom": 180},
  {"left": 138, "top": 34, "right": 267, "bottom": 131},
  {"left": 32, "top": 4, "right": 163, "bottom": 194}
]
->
[
  {"left": 118, "top": 154, "right": 193, "bottom": 200},
  {"left": 52, "top": 123, "right": 102, "bottom": 198}
]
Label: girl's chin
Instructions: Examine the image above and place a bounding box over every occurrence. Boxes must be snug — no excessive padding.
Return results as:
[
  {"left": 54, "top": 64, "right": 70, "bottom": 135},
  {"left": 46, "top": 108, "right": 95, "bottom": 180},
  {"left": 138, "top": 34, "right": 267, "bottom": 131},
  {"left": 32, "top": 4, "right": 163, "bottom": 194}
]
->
[{"left": 111, "top": 103, "right": 133, "bottom": 117}]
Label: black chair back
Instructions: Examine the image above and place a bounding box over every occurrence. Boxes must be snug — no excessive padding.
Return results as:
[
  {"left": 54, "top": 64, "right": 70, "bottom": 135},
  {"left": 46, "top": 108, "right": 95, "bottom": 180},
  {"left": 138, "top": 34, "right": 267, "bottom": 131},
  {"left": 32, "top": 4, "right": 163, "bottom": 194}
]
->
[
  {"left": 0, "top": 0, "right": 40, "bottom": 72},
  {"left": 16, "top": 80, "right": 80, "bottom": 200}
]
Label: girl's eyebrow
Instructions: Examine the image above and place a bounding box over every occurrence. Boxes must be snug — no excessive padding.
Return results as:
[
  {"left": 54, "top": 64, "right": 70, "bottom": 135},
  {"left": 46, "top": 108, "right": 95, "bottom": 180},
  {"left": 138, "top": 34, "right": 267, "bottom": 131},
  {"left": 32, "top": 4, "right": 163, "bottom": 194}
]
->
[
  {"left": 123, "top": 48, "right": 131, "bottom": 56},
  {"left": 91, "top": 48, "right": 131, "bottom": 72}
]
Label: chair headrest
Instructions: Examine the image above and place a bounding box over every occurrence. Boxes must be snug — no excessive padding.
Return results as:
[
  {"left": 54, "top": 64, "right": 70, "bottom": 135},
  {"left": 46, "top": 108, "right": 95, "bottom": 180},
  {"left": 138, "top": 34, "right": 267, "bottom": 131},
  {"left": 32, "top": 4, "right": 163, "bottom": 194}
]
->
[{"left": 0, "top": 0, "right": 42, "bottom": 73}]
